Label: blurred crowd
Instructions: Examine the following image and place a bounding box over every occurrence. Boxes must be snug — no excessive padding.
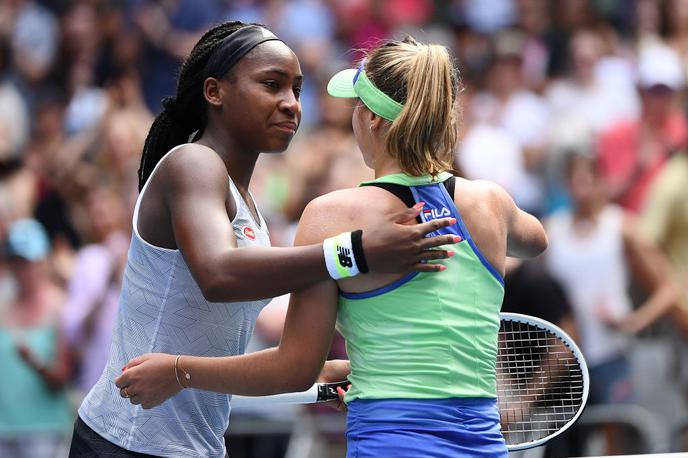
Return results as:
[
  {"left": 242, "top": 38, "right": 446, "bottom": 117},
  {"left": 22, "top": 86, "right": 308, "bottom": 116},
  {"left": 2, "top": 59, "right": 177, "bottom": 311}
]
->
[{"left": 1, "top": 0, "right": 688, "bottom": 457}]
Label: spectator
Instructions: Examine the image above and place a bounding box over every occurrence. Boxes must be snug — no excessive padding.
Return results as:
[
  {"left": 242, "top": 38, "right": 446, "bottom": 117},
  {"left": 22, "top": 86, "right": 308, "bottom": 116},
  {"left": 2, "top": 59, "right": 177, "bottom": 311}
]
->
[
  {"left": 468, "top": 30, "right": 552, "bottom": 214},
  {"left": 546, "top": 29, "right": 639, "bottom": 137},
  {"left": 545, "top": 152, "right": 678, "bottom": 454},
  {"left": 641, "top": 148, "right": 688, "bottom": 296},
  {"left": 61, "top": 185, "right": 129, "bottom": 395},
  {"left": 0, "top": 37, "right": 29, "bottom": 161},
  {"left": 661, "top": 0, "right": 688, "bottom": 76},
  {"left": 0, "top": 219, "right": 72, "bottom": 458},
  {"left": 131, "top": 0, "right": 220, "bottom": 112},
  {"left": 640, "top": 146, "right": 688, "bottom": 398},
  {"left": 597, "top": 43, "right": 687, "bottom": 213},
  {"left": 7, "top": 0, "right": 59, "bottom": 89}
]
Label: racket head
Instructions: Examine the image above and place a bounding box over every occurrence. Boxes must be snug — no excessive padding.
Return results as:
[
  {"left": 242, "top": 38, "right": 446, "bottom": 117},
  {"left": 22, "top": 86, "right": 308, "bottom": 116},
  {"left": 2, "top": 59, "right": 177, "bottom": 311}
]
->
[{"left": 498, "top": 312, "right": 589, "bottom": 451}]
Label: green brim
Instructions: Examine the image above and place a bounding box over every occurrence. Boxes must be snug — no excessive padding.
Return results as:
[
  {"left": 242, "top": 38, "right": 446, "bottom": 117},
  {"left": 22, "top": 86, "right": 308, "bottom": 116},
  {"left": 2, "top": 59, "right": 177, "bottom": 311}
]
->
[{"left": 327, "top": 69, "right": 358, "bottom": 98}]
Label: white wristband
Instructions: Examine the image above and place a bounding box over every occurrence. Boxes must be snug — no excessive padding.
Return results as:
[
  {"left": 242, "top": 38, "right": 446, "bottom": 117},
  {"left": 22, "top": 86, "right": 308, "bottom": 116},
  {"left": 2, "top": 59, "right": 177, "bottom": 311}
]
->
[{"left": 323, "top": 232, "right": 360, "bottom": 280}]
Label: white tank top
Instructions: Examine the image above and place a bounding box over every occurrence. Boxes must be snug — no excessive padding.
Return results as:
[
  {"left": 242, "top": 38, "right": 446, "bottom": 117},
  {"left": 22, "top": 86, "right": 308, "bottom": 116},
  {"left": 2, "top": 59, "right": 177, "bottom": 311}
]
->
[
  {"left": 545, "top": 205, "right": 630, "bottom": 367},
  {"left": 79, "top": 144, "right": 271, "bottom": 457}
]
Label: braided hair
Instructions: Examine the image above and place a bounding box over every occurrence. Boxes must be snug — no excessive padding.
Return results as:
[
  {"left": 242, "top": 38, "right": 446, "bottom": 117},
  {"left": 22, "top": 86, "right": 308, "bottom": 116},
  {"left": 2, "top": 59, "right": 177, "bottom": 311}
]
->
[{"left": 137, "top": 21, "right": 257, "bottom": 191}]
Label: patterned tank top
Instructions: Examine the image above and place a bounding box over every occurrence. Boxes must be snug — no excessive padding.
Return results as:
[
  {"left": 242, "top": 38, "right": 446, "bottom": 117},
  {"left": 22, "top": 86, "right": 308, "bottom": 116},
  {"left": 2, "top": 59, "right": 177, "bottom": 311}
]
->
[{"left": 79, "top": 144, "right": 271, "bottom": 457}]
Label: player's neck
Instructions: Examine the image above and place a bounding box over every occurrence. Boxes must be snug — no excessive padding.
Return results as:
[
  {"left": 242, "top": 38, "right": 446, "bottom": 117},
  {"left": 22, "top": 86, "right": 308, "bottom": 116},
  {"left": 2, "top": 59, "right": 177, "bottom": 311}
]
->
[
  {"left": 198, "top": 128, "right": 258, "bottom": 190},
  {"left": 374, "top": 155, "right": 403, "bottom": 178}
]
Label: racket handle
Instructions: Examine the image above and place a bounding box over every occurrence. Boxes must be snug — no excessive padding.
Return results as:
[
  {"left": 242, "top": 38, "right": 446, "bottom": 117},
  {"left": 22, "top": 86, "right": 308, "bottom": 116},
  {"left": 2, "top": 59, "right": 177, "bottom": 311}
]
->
[{"left": 230, "top": 381, "right": 347, "bottom": 407}]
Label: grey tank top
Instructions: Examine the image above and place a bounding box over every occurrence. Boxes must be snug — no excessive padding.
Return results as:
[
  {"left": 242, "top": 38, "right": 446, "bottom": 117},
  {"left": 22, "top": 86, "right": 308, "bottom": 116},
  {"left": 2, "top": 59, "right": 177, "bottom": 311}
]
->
[{"left": 79, "top": 144, "right": 271, "bottom": 457}]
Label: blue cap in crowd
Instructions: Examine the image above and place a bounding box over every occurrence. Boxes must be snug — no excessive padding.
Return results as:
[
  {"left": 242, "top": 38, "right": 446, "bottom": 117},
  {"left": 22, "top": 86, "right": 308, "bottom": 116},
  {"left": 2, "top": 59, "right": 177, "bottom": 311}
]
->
[{"left": 6, "top": 219, "right": 51, "bottom": 261}]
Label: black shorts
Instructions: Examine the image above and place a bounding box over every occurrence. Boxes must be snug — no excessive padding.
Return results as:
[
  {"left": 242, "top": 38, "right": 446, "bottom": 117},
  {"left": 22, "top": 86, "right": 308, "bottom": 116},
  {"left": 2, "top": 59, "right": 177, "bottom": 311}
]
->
[
  {"left": 69, "top": 416, "right": 230, "bottom": 457},
  {"left": 69, "top": 416, "right": 160, "bottom": 457}
]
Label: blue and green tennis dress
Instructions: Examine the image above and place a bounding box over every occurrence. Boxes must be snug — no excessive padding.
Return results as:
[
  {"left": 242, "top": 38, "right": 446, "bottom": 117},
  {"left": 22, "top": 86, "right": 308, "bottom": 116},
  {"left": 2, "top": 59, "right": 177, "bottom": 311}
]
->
[{"left": 337, "top": 172, "right": 507, "bottom": 457}]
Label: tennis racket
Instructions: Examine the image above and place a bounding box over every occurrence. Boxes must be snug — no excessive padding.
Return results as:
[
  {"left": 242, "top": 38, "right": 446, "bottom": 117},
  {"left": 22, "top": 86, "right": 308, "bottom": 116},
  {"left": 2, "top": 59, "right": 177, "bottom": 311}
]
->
[{"left": 231, "top": 312, "right": 589, "bottom": 451}]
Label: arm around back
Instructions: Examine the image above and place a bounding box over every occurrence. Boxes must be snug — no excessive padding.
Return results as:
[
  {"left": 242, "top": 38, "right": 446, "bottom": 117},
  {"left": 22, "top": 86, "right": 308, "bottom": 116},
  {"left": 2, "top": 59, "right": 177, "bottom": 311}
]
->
[
  {"left": 158, "top": 145, "right": 458, "bottom": 302},
  {"left": 162, "top": 145, "right": 329, "bottom": 302},
  {"left": 115, "top": 195, "right": 342, "bottom": 407}
]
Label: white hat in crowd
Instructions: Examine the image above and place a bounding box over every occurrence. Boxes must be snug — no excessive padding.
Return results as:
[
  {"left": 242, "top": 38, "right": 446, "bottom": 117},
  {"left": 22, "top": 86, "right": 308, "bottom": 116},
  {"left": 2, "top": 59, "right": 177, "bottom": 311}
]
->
[{"left": 636, "top": 43, "right": 686, "bottom": 91}]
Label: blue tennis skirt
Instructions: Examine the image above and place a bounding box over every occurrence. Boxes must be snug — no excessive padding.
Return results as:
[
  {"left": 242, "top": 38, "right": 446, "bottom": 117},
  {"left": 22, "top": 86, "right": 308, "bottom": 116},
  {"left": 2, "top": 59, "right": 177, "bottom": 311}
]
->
[{"left": 346, "top": 398, "right": 507, "bottom": 458}]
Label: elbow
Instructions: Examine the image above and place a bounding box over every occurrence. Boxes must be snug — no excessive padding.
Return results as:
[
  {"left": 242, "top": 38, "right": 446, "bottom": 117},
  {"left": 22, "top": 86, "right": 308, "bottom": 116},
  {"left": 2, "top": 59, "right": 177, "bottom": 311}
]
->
[
  {"left": 536, "top": 232, "right": 549, "bottom": 256},
  {"left": 287, "top": 377, "right": 315, "bottom": 393},
  {"left": 280, "top": 357, "right": 320, "bottom": 393},
  {"left": 201, "top": 283, "right": 225, "bottom": 303},
  {"left": 288, "top": 372, "right": 318, "bottom": 393},
  {"left": 526, "top": 227, "right": 548, "bottom": 258},
  {"left": 508, "top": 232, "right": 548, "bottom": 259},
  {"left": 198, "top": 270, "right": 242, "bottom": 302}
]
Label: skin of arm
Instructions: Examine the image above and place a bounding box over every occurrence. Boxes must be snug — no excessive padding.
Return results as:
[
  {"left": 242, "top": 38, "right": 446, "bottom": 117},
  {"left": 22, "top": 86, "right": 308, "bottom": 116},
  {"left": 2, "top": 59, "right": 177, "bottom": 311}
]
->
[
  {"left": 17, "top": 325, "right": 73, "bottom": 390},
  {"left": 155, "top": 146, "right": 458, "bottom": 302},
  {"left": 616, "top": 214, "right": 679, "bottom": 334},
  {"left": 461, "top": 180, "right": 547, "bottom": 268},
  {"left": 494, "top": 184, "right": 548, "bottom": 259},
  {"left": 115, "top": 196, "right": 345, "bottom": 408}
]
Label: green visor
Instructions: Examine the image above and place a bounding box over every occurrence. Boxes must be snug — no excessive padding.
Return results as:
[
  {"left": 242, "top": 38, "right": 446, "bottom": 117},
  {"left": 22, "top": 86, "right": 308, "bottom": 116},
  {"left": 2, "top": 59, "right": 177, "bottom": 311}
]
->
[{"left": 327, "top": 64, "right": 404, "bottom": 121}]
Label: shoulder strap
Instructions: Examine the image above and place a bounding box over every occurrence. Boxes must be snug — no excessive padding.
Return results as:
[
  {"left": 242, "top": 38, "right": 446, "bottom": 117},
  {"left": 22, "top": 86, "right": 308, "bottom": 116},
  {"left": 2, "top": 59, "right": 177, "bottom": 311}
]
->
[
  {"left": 362, "top": 182, "right": 415, "bottom": 208},
  {"left": 443, "top": 176, "right": 456, "bottom": 201},
  {"left": 362, "top": 175, "right": 456, "bottom": 223}
]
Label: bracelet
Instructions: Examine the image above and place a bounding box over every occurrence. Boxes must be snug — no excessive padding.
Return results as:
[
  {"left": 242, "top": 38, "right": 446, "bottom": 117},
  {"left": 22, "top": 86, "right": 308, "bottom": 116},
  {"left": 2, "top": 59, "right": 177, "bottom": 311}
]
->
[
  {"left": 350, "top": 230, "right": 368, "bottom": 274},
  {"left": 174, "top": 355, "right": 191, "bottom": 388},
  {"left": 323, "top": 232, "right": 360, "bottom": 280}
]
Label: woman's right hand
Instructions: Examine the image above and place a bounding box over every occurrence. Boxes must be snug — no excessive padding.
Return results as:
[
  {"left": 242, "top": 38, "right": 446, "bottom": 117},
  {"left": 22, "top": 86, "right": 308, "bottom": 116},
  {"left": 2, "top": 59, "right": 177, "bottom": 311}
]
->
[
  {"left": 364, "top": 203, "right": 460, "bottom": 273},
  {"left": 115, "top": 353, "right": 183, "bottom": 409}
]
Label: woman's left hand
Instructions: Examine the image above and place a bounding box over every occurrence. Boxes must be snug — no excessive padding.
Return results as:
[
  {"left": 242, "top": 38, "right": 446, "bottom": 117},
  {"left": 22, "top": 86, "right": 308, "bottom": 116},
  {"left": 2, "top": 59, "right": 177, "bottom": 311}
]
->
[
  {"left": 317, "top": 359, "right": 351, "bottom": 412},
  {"left": 115, "top": 353, "right": 182, "bottom": 409}
]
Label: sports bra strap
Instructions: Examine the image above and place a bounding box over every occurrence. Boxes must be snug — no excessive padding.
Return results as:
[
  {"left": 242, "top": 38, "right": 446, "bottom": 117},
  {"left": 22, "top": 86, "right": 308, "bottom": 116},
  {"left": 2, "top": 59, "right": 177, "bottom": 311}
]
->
[{"left": 362, "top": 176, "right": 456, "bottom": 223}]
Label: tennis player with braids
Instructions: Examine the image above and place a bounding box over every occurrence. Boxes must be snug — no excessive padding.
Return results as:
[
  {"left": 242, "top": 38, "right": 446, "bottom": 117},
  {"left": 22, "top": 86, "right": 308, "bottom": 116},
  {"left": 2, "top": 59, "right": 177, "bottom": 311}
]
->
[
  {"left": 69, "top": 22, "right": 459, "bottom": 457},
  {"left": 116, "top": 37, "right": 548, "bottom": 457}
]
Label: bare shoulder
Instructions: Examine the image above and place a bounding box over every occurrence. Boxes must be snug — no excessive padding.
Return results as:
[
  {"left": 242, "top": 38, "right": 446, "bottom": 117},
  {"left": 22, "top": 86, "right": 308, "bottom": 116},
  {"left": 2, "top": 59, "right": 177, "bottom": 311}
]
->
[
  {"left": 297, "top": 186, "right": 402, "bottom": 245},
  {"left": 158, "top": 144, "right": 229, "bottom": 196},
  {"left": 454, "top": 177, "right": 515, "bottom": 215},
  {"left": 303, "top": 186, "right": 400, "bottom": 218},
  {"left": 456, "top": 177, "right": 513, "bottom": 202},
  {"left": 162, "top": 144, "right": 226, "bottom": 180}
]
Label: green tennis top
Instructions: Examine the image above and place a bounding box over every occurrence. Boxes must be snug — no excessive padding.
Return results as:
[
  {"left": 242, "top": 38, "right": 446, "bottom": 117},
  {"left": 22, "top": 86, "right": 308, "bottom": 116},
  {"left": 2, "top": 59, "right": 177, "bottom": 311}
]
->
[{"left": 337, "top": 173, "right": 505, "bottom": 402}]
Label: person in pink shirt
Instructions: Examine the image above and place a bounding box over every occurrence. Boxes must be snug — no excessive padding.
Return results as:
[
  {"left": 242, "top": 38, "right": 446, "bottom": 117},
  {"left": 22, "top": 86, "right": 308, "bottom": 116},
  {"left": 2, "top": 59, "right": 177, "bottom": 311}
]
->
[{"left": 597, "top": 44, "right": 687, "bottom": 213}]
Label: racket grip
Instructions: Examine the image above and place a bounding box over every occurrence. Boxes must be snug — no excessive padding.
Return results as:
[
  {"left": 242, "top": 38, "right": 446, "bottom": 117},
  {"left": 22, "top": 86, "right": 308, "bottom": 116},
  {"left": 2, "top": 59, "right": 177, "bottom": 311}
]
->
[
  {"left": 230, "top": 380, "right": 349, "bottom": 408},
  {"left": 316, "top": 380, "right": 349, "bottom": 402},
  {"left": 231, "top": 385, "right": 320, "bottom": 407}
]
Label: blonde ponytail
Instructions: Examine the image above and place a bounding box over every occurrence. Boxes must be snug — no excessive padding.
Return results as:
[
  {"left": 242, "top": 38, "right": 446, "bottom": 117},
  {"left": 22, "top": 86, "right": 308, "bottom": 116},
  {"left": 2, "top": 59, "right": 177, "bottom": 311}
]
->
[{"left": 365, "top": 37, "right": 460, "bottom": 176}]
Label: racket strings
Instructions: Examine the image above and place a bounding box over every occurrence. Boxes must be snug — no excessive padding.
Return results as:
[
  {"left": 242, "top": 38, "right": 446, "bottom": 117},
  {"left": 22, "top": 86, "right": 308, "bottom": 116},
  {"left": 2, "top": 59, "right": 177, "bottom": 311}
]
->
[{"left": 497, "top": 320, "right": 584, "bottom": 446}]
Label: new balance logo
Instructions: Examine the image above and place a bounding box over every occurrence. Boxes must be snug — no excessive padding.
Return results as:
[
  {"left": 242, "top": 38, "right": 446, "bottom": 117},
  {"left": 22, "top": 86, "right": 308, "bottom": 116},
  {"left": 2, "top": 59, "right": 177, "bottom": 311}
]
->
[
  {"left": 337, "top": 246, "right": 353, "bottom": 268},
  {"left": 423, "top": 207, "right": 451, "bottom": 220}
]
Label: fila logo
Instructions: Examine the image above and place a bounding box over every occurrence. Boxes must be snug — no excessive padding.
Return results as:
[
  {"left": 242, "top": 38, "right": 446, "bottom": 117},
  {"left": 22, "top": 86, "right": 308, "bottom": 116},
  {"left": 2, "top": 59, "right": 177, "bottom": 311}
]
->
[
  {"left": 423, "top": 207, "right": 451, "bottom": 219},
  {"left": 242, "top": 226, "right": 256, "bottom": 240}
]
